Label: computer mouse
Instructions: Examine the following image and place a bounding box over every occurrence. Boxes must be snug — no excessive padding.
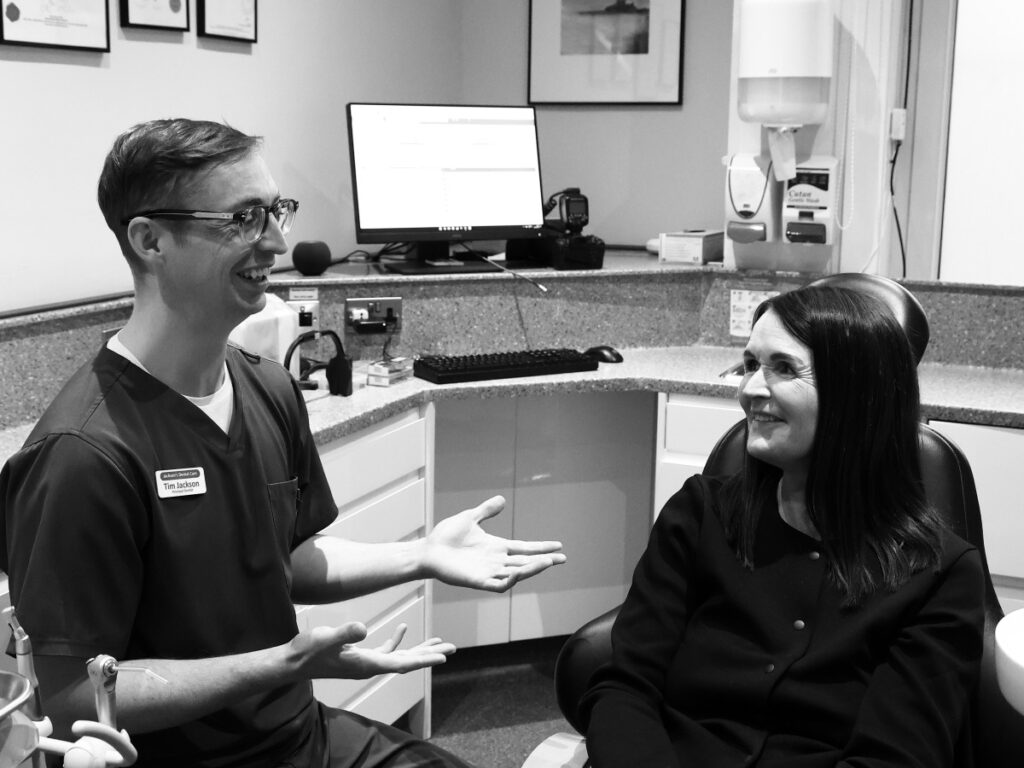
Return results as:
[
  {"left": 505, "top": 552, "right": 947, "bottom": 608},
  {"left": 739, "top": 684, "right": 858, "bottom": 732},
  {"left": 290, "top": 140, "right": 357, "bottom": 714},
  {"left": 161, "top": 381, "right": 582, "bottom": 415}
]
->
[{"left": 584, "top": 345, "right": 623, "bottom": 364}]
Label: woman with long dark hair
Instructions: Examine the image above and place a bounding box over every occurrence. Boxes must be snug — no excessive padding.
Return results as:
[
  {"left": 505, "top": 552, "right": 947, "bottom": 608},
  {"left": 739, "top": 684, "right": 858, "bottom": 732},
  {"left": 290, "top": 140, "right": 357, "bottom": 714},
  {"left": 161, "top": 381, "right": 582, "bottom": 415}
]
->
[{"left": 580, "top": 285, "right": 985, "bottom": 768}]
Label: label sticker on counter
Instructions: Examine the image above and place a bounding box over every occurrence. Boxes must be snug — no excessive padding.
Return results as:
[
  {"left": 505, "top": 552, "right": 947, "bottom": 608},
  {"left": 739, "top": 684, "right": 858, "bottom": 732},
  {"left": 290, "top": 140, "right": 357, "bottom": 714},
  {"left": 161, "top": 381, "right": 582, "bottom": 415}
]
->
[
  {"left": 729, "top": 289, "right": 780, "bottom": 338},
  {"left": 155, "top": 467, "right": 207, "bottom": 498}
]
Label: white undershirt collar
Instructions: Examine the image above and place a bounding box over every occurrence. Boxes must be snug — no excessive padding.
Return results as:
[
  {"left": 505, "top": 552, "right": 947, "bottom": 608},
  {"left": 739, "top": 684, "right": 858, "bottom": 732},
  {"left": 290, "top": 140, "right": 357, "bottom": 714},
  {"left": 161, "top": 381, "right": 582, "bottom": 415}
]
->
[{"left": 107, "top": 333, "right": 234, "bottom": 434}]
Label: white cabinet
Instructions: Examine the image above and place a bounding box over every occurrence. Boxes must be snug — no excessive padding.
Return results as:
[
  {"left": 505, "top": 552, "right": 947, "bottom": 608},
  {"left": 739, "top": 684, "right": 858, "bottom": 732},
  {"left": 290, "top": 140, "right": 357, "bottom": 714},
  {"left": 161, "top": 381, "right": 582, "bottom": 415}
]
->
[
  {"left": 298, "top": 406, "right": 434, "bottom": 736},
  {"left": 928, "top": 420, "right": 1024, "bottom": 613},
  {"left": 432, "top": 392, "right": 656, "bottom": 648},
  {"left": 654, "top": 393, "right": 744, "bottom": 518},
  {"left": 430, "top": 397, "right": 516, "bottom": 648}
]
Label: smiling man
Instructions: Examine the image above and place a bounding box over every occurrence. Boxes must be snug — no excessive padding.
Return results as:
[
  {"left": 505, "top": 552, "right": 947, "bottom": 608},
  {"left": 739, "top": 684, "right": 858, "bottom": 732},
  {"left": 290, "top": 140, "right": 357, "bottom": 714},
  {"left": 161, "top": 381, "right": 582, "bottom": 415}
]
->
[{"left": 0, "top": 118, "right": 565, "bottom": 767}]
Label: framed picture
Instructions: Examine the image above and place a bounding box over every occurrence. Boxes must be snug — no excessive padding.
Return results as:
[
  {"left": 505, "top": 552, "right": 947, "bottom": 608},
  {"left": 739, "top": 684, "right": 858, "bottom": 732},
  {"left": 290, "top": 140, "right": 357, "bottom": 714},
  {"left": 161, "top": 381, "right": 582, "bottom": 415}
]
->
[
  {"left": 197, "top": 0, "right": 257, "bottom": 43},
  {"left": 0, "top": 0, "right": 110, "bottom": 51},
  {"left": 120, "top": 0, "right": 190, "bottom": 32},
  {"left": 529, "top": 0, "right": 684, "bottom": 105}
]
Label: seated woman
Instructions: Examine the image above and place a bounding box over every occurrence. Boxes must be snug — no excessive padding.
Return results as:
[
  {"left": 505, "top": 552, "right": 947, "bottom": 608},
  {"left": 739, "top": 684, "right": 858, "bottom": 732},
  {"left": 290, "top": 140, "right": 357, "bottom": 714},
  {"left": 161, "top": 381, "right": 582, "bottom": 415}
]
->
[{"left": 579, "top": 285, "right": 985, "bottom": 768}]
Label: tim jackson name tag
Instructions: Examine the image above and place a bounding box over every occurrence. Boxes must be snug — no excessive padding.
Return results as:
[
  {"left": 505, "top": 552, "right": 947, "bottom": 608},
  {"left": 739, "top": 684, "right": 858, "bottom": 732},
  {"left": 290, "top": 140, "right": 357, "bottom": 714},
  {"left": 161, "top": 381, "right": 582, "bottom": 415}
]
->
[{"left": 155, "top": 467, "right": 208, "bottom": 498}]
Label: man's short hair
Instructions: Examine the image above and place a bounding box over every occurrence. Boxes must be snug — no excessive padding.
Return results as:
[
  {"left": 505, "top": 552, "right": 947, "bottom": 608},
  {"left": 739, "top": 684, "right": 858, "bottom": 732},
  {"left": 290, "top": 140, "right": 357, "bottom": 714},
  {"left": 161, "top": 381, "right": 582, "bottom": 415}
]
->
[{"left": 97, "top": 118, "right": 262, "bottom": 253}]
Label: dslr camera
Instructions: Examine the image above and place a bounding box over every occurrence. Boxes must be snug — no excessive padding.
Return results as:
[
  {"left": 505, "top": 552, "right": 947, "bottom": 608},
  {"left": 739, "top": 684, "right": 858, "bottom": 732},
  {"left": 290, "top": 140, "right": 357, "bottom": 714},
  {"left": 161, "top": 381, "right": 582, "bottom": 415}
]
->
[{"left": 506, "top": 187, "right": 605, "bottom": 270}]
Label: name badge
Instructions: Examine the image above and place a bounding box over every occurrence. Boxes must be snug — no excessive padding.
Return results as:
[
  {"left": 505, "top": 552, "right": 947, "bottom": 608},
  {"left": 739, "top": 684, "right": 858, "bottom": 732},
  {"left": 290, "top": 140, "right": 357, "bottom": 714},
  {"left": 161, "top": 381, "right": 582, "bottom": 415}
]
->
[{"left": 155, "top": 467, "right": 207, "bottom": 498}]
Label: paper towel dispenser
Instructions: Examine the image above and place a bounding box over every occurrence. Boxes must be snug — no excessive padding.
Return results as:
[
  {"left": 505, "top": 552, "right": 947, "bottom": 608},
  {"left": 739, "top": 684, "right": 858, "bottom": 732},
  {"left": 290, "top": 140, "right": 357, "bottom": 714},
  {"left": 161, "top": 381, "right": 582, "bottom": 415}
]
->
[{"left": 736, "top": 0, "right": 834, "bottom": 180}]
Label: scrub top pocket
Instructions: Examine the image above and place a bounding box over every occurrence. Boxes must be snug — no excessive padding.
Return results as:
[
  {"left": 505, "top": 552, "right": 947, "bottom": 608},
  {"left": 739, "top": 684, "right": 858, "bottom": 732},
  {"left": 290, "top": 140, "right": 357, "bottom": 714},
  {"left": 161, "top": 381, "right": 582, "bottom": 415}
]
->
[{"left": 267, "top": 477, "right": 300, "bottom": 555}]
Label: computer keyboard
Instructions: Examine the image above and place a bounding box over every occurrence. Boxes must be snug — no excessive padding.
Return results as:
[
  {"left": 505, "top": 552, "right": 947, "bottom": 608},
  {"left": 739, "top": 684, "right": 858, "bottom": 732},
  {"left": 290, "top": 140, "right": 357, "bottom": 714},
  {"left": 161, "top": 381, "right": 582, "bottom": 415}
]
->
[{"left": 413, "top": 348, "right": 598, "bottom": 384}]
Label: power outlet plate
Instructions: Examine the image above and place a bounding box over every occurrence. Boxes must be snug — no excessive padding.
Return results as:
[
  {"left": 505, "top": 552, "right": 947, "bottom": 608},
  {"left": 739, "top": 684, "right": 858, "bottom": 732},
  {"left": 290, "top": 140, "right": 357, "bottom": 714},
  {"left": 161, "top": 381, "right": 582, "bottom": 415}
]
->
[
  {"left": 286, "top": 300, "right": 319, "bottom": 331},
  {"left": 345, "top": 297, "right": 402, "bottom": 332}
]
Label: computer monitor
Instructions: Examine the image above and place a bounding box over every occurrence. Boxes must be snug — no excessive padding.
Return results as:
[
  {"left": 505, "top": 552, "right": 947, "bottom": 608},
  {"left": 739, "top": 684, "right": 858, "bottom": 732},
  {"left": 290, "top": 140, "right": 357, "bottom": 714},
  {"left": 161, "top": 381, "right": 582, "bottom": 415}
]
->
[{"left": 346, "top": 103, "right": 547, "bottom": 271}]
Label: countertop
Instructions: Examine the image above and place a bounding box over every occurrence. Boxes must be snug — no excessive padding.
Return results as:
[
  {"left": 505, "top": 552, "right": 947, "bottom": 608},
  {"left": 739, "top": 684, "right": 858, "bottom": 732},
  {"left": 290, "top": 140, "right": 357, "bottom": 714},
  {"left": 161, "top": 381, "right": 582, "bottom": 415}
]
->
[
  {"left": 298, "top": 346, "right": 1024, "bottom": 446},
  {"left": 2, "top": 346, "right": 1023, "bottom": 463}
]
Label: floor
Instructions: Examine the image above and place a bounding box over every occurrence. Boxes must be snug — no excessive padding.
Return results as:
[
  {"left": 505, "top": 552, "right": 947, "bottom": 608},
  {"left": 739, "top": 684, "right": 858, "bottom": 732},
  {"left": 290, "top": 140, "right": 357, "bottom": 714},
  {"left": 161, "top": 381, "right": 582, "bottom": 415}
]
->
[{"left": 424, "top": 635, "right": 574, "bottom": 768}]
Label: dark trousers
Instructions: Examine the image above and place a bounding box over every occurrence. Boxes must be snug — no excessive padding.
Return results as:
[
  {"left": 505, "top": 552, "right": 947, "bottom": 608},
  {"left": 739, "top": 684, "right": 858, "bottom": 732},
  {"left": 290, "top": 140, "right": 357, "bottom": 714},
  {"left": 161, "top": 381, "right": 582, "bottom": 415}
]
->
[{"left": 279, "top": 704, "right": 477, "bottom": 768}]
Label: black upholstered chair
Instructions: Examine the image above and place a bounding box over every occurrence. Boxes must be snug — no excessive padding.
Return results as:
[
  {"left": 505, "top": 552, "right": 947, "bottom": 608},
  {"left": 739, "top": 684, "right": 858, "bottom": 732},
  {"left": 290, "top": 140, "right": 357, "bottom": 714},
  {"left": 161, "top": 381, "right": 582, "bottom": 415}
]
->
[{"left": 523, "top": 274, "right": 1024, "bottom": 768}]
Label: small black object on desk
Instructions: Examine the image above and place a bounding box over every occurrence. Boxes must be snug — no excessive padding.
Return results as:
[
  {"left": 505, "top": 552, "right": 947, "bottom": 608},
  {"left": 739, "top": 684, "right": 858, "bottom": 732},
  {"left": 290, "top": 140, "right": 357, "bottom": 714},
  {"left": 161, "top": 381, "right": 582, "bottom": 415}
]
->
[
  {"left": 292, "top": 240, "right": 332, "bottom": 276},
  {"left": 584, "top": 345, "right": 623, "bottom": 364},
  {"left": 283, "top": 330, "right": 353, "bottom": 396}
]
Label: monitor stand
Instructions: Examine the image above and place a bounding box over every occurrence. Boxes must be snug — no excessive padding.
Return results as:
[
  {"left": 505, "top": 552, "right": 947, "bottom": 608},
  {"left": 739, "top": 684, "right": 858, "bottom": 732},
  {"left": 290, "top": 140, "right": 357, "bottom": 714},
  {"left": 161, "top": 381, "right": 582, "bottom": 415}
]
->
[{"left": 383, "top": 241, "right": 502, "bottom": 275}]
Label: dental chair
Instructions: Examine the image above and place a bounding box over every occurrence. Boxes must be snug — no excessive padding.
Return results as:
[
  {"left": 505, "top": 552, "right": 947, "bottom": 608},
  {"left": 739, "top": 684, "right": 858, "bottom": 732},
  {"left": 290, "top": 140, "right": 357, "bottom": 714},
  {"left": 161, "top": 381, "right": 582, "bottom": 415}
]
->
[
  {"left": 0, "top": 609, "right": 137, "bottom": 767},
  {"left": 523, "top": 274, "right": 1024, "bottom": 768}
]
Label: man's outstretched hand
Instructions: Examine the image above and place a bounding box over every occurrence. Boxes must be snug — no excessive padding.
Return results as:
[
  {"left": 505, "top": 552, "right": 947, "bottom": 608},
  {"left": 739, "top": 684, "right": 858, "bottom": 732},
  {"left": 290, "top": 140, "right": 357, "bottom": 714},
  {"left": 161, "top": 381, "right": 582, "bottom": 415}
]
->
[
  {"left": 423, "top": 495, "right": 567, "bottom": 592},
  {"left": 291, "top": 622, "right": 456, "bottom": 681}
]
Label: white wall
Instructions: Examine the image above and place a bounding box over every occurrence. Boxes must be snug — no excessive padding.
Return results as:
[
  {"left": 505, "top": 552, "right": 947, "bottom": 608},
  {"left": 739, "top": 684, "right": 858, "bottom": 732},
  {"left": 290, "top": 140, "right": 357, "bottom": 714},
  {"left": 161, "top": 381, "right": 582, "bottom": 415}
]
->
[
  {"left": 0, "top": 0, "right": 464, "bottom": 314},
  {"left": 527, "top": 0, "right": 733, "bottom": 245},
  {"left": 940, "top": 0, "right": 1024, "bottom": 287},
  {"left": 0, "top": 0, "right": 735, "bottom": 315}
]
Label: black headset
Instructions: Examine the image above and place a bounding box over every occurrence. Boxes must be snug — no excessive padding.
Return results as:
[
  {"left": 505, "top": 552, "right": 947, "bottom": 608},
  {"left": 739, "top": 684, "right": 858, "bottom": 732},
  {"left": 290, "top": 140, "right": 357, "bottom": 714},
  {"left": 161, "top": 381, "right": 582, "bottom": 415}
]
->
[{"left": 283, "top": 330, "right": 353, "bottom": 396}]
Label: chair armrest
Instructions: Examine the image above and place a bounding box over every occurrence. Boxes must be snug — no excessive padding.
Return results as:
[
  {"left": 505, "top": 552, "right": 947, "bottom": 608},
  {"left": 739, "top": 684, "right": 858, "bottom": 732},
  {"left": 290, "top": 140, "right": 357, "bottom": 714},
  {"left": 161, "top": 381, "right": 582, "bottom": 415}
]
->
[{"left": 554, "top": 605, "right": 619, "bottom": 733}]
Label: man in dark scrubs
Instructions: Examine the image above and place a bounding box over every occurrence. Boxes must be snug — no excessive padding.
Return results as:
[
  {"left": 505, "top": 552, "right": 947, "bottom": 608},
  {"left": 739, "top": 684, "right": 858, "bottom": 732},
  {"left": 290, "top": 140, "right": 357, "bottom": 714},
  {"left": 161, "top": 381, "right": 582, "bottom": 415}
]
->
[{"left": 0, "top": 118, "right": 566, "bottom": 767}]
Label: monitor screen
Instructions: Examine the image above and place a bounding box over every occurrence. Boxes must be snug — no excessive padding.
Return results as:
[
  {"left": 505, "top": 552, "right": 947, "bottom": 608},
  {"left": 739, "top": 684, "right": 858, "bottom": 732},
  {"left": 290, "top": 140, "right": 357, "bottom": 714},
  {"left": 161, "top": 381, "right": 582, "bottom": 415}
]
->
[{"left": 346, "top": 103, "right": 546, "bottom": 263}]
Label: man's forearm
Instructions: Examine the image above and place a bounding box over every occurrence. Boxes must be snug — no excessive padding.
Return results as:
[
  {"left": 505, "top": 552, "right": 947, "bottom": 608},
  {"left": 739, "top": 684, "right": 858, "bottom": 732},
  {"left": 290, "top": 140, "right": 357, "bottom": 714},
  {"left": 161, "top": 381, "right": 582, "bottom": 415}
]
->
[
  {"left": 290, "top": 534, "right": 427, "bottom": 605},
  {"left": 39, "top": 643, "right": 297, "bottom": 737}
]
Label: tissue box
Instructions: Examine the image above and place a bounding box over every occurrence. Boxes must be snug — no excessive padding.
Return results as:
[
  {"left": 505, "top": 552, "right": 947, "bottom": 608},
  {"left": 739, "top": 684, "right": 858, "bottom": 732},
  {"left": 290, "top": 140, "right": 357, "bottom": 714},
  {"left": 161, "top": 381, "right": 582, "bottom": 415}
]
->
[
  {"left": 658, "top": 230, "right": 724, "bottom": 265},
  {"left": 367, "top": 357, "right": 414, "bottom": 387}
]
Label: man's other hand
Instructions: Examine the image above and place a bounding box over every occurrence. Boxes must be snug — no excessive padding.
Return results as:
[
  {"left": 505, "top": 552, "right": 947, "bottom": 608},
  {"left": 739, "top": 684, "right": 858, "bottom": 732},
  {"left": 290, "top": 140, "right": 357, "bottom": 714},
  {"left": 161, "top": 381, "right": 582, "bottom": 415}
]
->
[{"left": 290, "top": 622, "right": 456, "bottom": 680}]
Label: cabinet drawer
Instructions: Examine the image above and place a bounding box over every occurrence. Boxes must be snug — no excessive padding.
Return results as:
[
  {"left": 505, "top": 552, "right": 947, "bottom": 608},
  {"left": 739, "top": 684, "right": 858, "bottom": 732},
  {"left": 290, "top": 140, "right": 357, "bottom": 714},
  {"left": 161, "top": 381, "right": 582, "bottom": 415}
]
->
[
  {"left": 928, "top": 420, "right": 1024, "bottom": 580},
  {"left": 664, "top": 395, "right": 743, "bottom": 456},
  {"left": 342, "top": 656, "right": 427, "bottom": 729},
  {"left": 298, "top": 579, "right": 422, "bottom": 630},
  {"left": 320, "top": 411, "right": 426, "bottom": 509},
  {"left": 320, "top": 478, "right": 425, "bottom": 544},
  {"left": 306, "top": 595, "right": 426, "bottom": 713}
]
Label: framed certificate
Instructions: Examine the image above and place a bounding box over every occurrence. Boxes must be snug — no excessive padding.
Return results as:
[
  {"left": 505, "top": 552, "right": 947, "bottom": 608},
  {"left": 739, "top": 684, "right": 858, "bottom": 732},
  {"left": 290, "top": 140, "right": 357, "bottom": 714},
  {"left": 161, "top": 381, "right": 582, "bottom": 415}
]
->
[
  {"left": 529, "top": 0, "right": 685, "bottom": 105},
  {"left": 0, "top": 0, "right": 110, "bottom": 52},
  {"left": 120, "top": 0, "right": 190, "bottom": 32},
  {"left": 197, "top": 0, "right": 257, "bottom": 43}
]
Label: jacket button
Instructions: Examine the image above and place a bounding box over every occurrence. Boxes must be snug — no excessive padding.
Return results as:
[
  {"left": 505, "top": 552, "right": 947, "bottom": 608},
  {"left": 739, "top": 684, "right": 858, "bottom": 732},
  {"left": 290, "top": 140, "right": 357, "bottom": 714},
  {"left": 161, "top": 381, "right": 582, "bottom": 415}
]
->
[
  {"left": 793, "top": 619, "right": 806, "bottom": 630},
  {"left": 809, "top": 551, "right": 821, "bottom": 560},
  {"left": 764, "top": 662, "right": 776, "bottom": 674}
]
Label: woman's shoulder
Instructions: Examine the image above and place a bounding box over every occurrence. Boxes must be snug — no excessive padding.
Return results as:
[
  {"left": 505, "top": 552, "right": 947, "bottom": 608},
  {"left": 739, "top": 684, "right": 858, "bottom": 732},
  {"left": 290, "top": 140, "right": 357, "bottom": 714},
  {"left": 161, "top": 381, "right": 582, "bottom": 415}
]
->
[
  {"left": 662, "top": 472, "right": 732, "bottom": 506},
  {"left": 656, "top": 472, "right": 742, "bottom": 533},
  {"left": 936, "top": 526, "right": 983, "bottom": 575}
]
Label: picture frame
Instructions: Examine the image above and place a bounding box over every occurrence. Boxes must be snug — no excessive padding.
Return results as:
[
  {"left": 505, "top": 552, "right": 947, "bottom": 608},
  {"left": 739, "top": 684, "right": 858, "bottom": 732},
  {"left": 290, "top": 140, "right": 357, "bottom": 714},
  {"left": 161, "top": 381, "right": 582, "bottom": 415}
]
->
[
  {"left": 120, "top": 0, "right": 190, "bottom": 32},
  {"left": 528, "top": 0, "right": 684, "bottom": 105},
  {"left": 197, "top": 0, "right": 257, "bottom": 43},
  {"left": 0, "top": 0, "right": 110, "bottom": 52}
]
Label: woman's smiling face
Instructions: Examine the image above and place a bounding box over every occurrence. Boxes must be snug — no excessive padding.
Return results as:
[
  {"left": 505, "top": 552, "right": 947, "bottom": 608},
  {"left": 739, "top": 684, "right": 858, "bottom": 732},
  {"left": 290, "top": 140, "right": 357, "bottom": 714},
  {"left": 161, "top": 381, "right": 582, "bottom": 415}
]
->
[{"left": 738, "top": 308, "right": 819, "bottom": 478}]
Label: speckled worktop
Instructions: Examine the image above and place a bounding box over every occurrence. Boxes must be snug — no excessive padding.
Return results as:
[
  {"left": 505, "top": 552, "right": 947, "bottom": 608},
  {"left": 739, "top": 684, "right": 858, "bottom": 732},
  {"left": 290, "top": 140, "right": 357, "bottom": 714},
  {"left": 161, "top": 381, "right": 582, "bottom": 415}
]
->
[
  {"left": 299, "top": 347, "right": 1024, "bottom": 444},
  {"left": 3, "top": 345, "right": 1023, "bottom": 465},
  {"left": 3, "top": 255, "right": 1024, "bottom": 462}
]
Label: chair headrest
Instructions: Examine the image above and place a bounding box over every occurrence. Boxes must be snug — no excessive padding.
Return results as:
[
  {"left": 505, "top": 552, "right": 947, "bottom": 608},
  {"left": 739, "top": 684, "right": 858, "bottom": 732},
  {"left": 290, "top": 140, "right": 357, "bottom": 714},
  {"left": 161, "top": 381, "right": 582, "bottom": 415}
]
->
[{"left": 806, "top": 273, "right": 930, "bottom": 364}]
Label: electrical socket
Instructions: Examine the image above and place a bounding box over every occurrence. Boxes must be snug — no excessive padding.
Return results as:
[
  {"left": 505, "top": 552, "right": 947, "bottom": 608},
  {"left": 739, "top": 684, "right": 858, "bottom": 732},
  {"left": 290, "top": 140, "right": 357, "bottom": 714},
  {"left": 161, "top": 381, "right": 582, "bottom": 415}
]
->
[
  {"left": 345, "top": 297, "right": 402, "bottom": 333},
  {"left": 287, "top": 300, "right": 319, "bottom": 331}
]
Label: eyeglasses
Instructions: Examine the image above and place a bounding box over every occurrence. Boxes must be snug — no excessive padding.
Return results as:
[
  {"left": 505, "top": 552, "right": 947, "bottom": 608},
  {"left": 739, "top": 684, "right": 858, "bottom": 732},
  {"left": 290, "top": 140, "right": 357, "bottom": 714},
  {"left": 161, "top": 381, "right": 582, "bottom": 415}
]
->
[{"left": 122, "top": 198, "right": 299, "bottom": 244}]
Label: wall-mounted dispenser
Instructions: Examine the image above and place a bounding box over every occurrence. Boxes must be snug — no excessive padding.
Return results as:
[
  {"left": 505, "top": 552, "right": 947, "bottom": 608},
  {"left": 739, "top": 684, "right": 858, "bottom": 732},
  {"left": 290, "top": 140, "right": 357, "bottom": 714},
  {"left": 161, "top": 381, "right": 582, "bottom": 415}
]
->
[
  {"left": 782, "top": 156, "right": 837, "bottom": 245},
  {"left": 725, "top": 154, "right": 780, "bottom": 244},
  {"left": 736, "top": 0, "right": 834, "bottom": 180}
]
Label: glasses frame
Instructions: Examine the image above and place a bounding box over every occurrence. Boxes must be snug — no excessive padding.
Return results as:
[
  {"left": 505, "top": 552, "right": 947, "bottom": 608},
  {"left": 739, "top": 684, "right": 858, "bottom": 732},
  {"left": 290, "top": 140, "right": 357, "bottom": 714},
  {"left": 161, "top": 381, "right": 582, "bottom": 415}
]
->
[{"left": 121, "top": 198, "right": 299, "bottom": 243}]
